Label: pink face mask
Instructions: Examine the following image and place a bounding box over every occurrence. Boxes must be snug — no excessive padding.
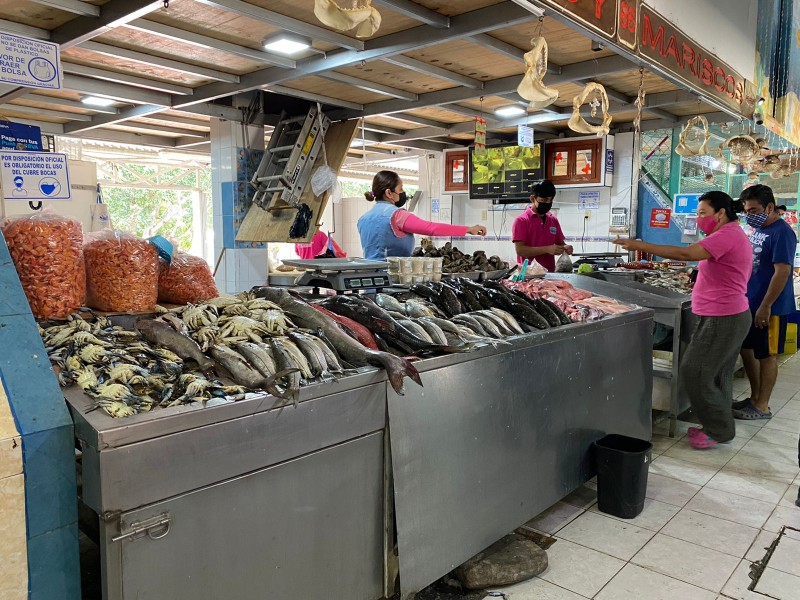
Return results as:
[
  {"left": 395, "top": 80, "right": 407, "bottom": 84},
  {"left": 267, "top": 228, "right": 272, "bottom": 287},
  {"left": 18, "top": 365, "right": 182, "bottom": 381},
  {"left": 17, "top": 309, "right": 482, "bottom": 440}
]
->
[{"left": 696, "top": 215, "right": 718, "bottom": 235}]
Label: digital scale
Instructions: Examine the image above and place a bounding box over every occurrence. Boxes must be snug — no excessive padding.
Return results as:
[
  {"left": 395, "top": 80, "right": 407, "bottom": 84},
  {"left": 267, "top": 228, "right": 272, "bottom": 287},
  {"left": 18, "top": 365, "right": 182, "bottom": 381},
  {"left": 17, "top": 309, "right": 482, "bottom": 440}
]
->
[
  {"left": 571, "top": 252, "right": 625, "bottom": 270},
  {"left": 280, "top": 258, "right": 390, "bottom": 292}
]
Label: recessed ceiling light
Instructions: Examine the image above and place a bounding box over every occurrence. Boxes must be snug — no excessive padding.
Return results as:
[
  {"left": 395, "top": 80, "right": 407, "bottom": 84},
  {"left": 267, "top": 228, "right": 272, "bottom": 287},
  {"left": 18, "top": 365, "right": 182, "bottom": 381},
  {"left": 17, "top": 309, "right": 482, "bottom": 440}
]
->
[
  {"left": 81, "top": 96, "right": 116, "bottom": 107},
  {"left": 495, "top": 105, "right": 526, "bottom": 118},
  {"left": 262, "top": 33, "right": 311, "bottom": 55}
]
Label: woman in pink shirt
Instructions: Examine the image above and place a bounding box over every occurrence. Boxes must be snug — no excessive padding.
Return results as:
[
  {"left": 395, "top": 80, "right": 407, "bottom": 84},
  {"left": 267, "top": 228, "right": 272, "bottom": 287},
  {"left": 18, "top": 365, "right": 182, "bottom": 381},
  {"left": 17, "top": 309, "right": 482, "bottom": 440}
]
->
[{"left": 615, "top": 191, "right": 752, "bottom": 449}]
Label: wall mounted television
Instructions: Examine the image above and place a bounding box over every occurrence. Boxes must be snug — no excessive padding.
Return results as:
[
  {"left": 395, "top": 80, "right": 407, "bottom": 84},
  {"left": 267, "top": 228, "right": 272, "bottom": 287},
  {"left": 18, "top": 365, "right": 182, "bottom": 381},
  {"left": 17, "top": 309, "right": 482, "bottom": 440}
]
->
[{"left": 469, "top": 142, "right": 544, "bottom": 201}]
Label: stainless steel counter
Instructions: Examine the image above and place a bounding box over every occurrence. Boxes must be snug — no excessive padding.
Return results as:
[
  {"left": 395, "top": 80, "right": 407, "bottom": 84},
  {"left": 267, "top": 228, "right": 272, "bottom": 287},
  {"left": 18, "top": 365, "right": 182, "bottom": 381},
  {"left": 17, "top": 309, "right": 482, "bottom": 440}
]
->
[{"left": 69, "top": 308, "right": 654, "bottom": 600}]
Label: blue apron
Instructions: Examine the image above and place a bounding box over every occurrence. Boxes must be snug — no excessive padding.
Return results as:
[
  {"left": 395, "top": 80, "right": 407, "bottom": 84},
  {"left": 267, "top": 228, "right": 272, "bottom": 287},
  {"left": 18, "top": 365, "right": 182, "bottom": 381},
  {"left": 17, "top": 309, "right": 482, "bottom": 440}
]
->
[{"left": 358, "top": 201, "right": 415, "bottom": 260}]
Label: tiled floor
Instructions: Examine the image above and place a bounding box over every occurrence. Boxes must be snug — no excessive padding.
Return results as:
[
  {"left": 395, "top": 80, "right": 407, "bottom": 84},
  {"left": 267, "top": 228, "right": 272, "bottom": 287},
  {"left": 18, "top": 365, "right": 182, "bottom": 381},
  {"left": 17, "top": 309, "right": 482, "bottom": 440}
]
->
[{"left": 484, "top": 355, "right": 800, "bottom": 600}]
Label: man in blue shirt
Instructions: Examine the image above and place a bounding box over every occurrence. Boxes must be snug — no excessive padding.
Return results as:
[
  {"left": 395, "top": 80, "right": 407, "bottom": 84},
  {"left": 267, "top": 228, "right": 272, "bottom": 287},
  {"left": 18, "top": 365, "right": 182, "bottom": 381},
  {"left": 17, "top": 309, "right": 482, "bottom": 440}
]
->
[{"left": 734, "top": 184, "right": 797, "bottom": 420}]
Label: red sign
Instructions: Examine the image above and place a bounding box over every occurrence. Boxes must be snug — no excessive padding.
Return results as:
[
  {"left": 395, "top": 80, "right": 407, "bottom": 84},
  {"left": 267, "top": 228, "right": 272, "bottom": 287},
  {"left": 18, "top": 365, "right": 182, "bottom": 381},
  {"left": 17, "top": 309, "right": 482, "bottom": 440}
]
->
[
  {"left": 650, "top": 208, "right": 671, "bottom": 228},
  {"left": 638, "top": 5, "right": 754, "bottom": 116},
  {"left": 539, "top": 0, "right": 618, "bottom": 38},
  {"left": 616, "top": 0, "right": 639, "bottom": 49}
]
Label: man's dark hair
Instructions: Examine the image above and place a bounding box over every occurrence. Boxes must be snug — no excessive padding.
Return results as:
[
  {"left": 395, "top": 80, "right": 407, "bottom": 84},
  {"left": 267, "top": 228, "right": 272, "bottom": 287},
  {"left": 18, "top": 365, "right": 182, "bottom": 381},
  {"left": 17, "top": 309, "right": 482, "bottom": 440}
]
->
[
  {"left": 739, "top": 184, "right": 775, "bottom": 209},
  {"left": 699, "top": 190, "right": 737, "bottom": 221},
  {"left": 532, "top": 179, "right": 556, "bottom": 199},
  {"left": 777, "top": 204, "right": 788, "bottom": 212}
]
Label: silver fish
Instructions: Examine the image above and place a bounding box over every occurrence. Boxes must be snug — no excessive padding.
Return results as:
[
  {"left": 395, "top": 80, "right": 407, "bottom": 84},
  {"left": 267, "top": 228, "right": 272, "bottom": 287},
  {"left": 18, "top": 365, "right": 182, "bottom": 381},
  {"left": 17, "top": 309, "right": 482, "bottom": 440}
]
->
[
  {"left": 289, "top": 331, "right": 333, "bottom": 380},
  {"left": 471, "top": 314, "right": 504, "bottom": 338},
  {"left": 375, "top": 293, "right": 405, "bottom": 313},
  {"left": 475, "top": 310, "right": 514, "bottom": 336},
  {"left": 398, "top": 319, "right": 434, "bottom": 344},
  {"left": 489, "top": 308, "right": 525, "bottom": 335},
  {"left": 452, "top": 314, "right": 488, "bottom": 336},
  {"left": 416, "top": 318, "right": 449, "bottom": 345},
  {"left": 270, "top": 338, "right": 303, "bottom": 404},
  {"left": 405, "top": 299, "right": 437, "bottom": 318},
  {"left": 235, "top": 341, "right": 277, "bottom": 379}
]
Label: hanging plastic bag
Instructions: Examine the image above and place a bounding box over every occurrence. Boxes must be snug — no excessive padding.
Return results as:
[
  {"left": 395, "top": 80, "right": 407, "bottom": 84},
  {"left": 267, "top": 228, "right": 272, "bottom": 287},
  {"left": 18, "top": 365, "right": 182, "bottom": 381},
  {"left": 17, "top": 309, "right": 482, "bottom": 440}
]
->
[
  {"left": 555, "top": 252, "right": 574, "bottom": 273},
  {"left": 158, "top": 253, "right": 219, "bottom": 305},
  {"left": 310, "top": 103, "right": 337, "bottom": 196},
  {"left": 90, "top": 184, "right": 113, "bottom": 232},
  {"left": 2, "top": 210, "right": 86, "bottom": 319},
  {"left": 84, "top": 230, "right": 159, "bottom": 312}
]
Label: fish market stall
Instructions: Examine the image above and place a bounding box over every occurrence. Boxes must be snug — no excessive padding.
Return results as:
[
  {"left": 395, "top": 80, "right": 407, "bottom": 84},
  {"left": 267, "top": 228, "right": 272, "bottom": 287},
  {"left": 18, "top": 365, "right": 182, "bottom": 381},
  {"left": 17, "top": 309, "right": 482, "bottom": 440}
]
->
[{"left": 549, "top": 274, "right": 694, "bottom": 437}]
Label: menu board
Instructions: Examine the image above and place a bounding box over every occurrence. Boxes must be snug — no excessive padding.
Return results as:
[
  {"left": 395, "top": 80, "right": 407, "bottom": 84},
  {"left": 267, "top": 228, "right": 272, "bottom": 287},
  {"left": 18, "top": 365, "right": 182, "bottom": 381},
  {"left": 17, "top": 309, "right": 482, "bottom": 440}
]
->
[{"left": 469, "top": 143, "right": 544, "bottom": 200}]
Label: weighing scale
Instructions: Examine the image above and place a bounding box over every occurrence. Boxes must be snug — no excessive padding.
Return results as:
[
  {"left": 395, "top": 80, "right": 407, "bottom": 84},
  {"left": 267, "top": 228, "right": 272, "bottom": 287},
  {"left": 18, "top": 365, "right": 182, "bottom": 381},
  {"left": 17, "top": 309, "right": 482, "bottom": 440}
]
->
[
  {"left": 280, "top": 258, "right": 390, "bottom": 292},
  {"left": 571, "top": 252, "right": 625, "bottom": 270}
]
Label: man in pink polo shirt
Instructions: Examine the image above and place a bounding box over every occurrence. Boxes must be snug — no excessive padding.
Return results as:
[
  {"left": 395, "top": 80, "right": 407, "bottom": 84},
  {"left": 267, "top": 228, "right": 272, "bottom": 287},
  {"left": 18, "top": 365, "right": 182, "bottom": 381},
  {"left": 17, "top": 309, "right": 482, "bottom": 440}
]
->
[{"left": 512, "top": 180, "right": 573, "bottom": 272}]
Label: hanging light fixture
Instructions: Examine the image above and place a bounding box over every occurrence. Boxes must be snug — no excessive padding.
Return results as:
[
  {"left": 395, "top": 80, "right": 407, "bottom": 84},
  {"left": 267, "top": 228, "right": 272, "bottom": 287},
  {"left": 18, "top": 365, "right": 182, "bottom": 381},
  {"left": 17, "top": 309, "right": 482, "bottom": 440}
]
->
[{"left": 262, "top": 33, "right": 311, "bottom": 55}]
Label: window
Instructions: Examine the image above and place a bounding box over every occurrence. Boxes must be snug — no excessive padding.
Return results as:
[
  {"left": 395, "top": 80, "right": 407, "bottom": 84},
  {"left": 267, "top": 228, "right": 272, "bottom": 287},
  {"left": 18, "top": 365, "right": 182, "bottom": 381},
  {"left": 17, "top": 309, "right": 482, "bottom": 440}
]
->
[
  {"left": 545, "top": 139, "right": 603, "bottom": 185},
  {"left": 444, "top": 149, "right": 469, "bottom": 192}
]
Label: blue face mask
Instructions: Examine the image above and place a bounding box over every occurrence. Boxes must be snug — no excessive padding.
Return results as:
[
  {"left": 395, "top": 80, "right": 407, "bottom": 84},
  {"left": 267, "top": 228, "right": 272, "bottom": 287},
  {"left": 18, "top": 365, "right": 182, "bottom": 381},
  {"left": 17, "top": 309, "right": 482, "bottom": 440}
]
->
[{"left": 745, "top": 213, "right": 769, "bottom": 229}]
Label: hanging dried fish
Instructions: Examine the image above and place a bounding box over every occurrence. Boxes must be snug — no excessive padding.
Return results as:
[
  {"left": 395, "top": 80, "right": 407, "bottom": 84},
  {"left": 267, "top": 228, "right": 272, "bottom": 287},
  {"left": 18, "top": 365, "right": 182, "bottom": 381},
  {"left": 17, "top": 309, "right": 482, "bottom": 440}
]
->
[
  {"left": 517, "top": 36, "right": 559, "bottom": 111},
  {"left": 314, "top": 0, "right": 381, "bottom": 38},
  {"left": 568, "top": 82, "right": 612, "bottom": 136},
  {"left": 675, "top": 115, "right": 711, "bottom": 157}
]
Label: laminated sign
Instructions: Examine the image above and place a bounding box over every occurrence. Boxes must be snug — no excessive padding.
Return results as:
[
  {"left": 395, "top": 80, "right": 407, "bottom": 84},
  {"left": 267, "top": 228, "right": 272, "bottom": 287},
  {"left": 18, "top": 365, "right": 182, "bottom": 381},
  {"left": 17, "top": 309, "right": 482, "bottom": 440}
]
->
[
  {"left": 0, "top": 32, "right": 61, "bottom": 90},
  {"left": 1, "top": 151, "right": 71, "bottom": 200}
]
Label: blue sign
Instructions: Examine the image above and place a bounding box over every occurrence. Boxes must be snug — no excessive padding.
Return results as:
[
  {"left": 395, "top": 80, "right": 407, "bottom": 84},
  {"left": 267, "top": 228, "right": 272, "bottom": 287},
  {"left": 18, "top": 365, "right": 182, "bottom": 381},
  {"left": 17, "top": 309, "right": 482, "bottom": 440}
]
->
[
  {"left": 0, "top": 120, "right": 42, "bottom": 151},
  {"left": 605, "top": 149, "right": 614, "bottom": 174},
  {"left": 673, "top": 193, "right": 702, "bottom": 215}
]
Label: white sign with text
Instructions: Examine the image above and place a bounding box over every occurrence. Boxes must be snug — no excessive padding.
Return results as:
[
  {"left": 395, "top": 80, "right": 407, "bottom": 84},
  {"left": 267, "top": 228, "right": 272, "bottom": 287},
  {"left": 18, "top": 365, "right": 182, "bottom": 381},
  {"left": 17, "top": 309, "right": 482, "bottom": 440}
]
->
[{"left": 1, "top": 151, "right": 71, "bottom": 200}]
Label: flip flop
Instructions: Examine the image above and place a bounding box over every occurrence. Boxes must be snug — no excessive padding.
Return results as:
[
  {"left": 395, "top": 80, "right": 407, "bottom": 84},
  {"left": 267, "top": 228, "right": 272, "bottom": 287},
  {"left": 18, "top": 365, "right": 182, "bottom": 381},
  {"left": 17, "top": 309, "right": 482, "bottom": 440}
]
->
[{"left": 732, "top": 402, "right": 772, "bottom": 420}]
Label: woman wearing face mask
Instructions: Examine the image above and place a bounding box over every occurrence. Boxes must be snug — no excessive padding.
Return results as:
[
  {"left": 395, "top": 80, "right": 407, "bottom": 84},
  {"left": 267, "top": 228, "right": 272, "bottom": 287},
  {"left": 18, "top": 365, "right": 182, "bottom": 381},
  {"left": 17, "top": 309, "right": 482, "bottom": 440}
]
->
[
  {"left": 512, "top": 179, "right": 573, "bottom": 272},
  {"left": 613, "top": 191, "right": 752, "bottom": 449},
  {"left": 358, "top": 170, "right": 487, "bottom": 260}
]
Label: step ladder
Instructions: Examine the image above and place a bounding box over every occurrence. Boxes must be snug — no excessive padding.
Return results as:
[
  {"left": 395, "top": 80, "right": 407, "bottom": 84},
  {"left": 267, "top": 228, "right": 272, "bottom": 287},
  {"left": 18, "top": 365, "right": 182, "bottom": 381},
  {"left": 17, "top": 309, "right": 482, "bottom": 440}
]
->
[{"left": 250, "top": 106, "right": 331, "bottom": 211}]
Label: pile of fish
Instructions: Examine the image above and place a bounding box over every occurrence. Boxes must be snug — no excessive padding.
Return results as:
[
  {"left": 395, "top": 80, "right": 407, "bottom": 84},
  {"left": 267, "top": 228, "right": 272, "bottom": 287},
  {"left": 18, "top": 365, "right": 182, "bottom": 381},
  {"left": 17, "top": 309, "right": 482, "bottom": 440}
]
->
[
  {"left": 312, "top": 279, "right": 572, "bottom": 358},
  {"left": 413, "top": 240, "right": 510, "bottom": 273},
  {"left": 42, "top": 291, "right": 422, "bottom": 418},
  {"left": 503, "top": 279, "right": 633, "bottom": 321},
  {"left": 641, "top": 271, "right": 693, "bottom": 295}
]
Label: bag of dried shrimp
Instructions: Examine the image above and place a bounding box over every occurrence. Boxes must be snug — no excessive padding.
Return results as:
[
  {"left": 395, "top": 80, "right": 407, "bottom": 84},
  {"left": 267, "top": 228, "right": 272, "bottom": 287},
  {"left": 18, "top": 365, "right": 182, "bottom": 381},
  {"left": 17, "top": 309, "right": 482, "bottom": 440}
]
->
[
  {"left": 2, "top": 211, "right": 86, "bottom": 319},
  {"left": 84, "top": 230, "right": 159, "bottom": 312},
  {"left": 158, "top": 253, "right": 218, "bottom": 305}
]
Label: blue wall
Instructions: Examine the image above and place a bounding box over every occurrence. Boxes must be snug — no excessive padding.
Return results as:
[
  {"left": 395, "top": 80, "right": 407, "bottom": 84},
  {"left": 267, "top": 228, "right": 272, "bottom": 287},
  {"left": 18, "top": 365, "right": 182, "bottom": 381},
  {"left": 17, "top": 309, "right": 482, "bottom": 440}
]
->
[{"left": 637, "top": 181, "right": 685, "bottom": 246}]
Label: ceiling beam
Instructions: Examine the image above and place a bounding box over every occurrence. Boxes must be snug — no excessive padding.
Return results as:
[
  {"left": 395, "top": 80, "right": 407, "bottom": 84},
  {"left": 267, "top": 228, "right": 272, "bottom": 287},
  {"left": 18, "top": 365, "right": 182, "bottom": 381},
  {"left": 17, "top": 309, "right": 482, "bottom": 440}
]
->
[
  {"left": 468, "top": 34, "right": 523, "bottom": 62},
  {"left": 0, "top": 19, "right": 50, "bottom": 39},
  {"left": 63, "top": 104, "right": 167, "bottom": 134},
  {"left": 9, "top": 96, "right": 119, "bottom": 114},
  {"left": 618, "top": 111, "right": 730, "bottom": 134},
  {"left": 360, "top": 122, "right": 406, "bottom": 135},
  {"left": 80, "top": 41, "right": 241, "bottom": 84},
  {"left": 113, "top": 122, "right": 209, "bottom": 138},
  {"left": 135, "top": 114, "right": 210, "bottom": 129},
  {"left": 28, "top": 0, "right": 99, "bottom": 16},
  {"left": 74, "top": 127, "right": 180, "bottom": 147},
  {"left": 321, "top": 72, "right": 418, "bottom": 101},
  {"left": 172, "top": 3, "right": 536, "bottom": 108},
  {"left": 378, "top": 113, "right": 451, "bottom": 128},
  {"left": 371, "top": 0, "right": 450, "bottom": 28},
  {"left": 266, "top": 86, "right": 364, "bottom": 111},
  {"left": 62, "top": 63, "right": 195, "bottom": 95},
  {"left": 192, "top": 0, "right": 365, "bottom": 50},
  {"left": 174, "top": 137, "right": 211, "bottom": 148},
  {"left": 63, "top": 74, "right": 172, "bottom": 105},
  {"left": 51, "top": 0, "right": 165, "bottom": 49},
  {"left": 125, "top": 19, "right": 296, "bottom": 69},
  {"left": 0, "top": 104, "right": 94, "bottom": 121},
  {"left": 497, "top": 92, "right": 559, "bottom": 115},
  {"left": 175, "top": 104, "right": 278, "bottom": 126},
  {"left": 382, "top": 55, "right": 483, "bottom": 88},
  {"left": 645, "top": 89, "right": 702, "bottom": 108}
]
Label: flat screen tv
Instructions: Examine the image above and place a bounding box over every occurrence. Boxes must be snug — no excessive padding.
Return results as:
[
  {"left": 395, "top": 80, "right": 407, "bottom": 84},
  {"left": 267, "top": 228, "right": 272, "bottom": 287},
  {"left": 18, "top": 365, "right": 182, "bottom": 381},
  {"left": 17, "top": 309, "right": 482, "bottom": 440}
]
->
[{"left": 469, "top": 142, "right": 544, "bottom": 201}]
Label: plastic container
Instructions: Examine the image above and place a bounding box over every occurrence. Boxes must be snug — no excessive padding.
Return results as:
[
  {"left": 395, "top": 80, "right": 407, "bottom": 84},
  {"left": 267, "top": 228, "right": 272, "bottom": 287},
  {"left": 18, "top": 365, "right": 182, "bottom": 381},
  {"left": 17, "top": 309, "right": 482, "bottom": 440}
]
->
[
  {"left": 432, "top": 272, "right": 442, "bottom": 282},
  {"left": 399, "top": 258, "right": 413, "bottom": 274},
  {"left": 423, "top": 258, "right": 434, "bottom": 273},
  {"left": 593, "top": 434, "right": 652, "bottom": 519},
  {"left": 432, "top": 257, "right": 444, "bottom": 273},
  {"left": 411, "top": 258, "right": 424, "bottom": 274},
  {"left": 399, "top": 273, "right": 413, "bottom": 286},
  {"left": 411, "top": 274, "right": 425, "bottom": 285},
  {"left": 388, "top": 273, "right": 401, "bottom": 285},
  {"left": 387, "top": 257, "right": 401, "bottom": 273}
]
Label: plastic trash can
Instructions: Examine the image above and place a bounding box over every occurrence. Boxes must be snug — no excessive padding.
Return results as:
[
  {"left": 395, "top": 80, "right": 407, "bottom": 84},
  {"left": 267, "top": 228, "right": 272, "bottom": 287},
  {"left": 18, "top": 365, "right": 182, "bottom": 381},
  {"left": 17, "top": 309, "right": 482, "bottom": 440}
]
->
[{"left": 593, "top": 434, "right": 652, "bottom": 519}]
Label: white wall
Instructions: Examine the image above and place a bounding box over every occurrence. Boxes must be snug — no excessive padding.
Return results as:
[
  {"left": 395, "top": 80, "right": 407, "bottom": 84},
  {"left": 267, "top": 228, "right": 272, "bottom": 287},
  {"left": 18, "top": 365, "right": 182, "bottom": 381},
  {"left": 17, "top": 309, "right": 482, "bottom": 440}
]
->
[{"left": 643, "top": 0, "right": 757, "bottom": 78}]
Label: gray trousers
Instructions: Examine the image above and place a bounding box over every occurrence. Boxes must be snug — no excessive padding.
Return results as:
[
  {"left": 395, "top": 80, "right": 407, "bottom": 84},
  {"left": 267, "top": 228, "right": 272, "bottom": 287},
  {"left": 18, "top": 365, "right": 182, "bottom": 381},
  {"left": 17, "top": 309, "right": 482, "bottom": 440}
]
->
[{"left": 680, "top": 310, "right": 751, "bottom": 442}]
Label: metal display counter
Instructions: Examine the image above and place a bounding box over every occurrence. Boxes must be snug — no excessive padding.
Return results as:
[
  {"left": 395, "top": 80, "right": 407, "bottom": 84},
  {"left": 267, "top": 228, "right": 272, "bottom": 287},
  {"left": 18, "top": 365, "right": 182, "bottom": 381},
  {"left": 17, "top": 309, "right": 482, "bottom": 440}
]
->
[
  {"left": 69, "top": 309, "right": 654, "bottom": 600},
  {"left": 550, "top": 274, "right": 694, "bottom": 436}
]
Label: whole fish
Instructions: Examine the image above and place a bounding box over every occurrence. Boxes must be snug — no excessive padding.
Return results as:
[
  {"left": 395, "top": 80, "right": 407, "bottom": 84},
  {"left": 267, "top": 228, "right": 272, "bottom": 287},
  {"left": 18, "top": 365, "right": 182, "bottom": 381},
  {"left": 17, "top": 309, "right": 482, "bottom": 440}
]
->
[
  {"left": 235, "top": 341, "right": 276, "bottom": 379},
  {"left": 540, "top": 297, "right": 572, "bottom": 325},
  {"left": 405, "top": 299, "right": 438, "bottom": 318},
  {"left": 270, "top": 338, "right": 303, "bottom": 403},
  {"left": 311, "top": 303, "right": 379, "bottom": 350},
  {"left": 375, "top": 293, "right": 405, "bottom": 313},
  {"left": 274, "top": 337, "right": 314, "bottom": 380},
  {"left": 209, "top": 344, "right": 288, "bottom": 395},
  {"left": 254, "top": 287, "right": 421, "bottom": 395},
  {"left": 289, "top": 331, "right": 334, "bottom": 380},
  {"left": 452, "top": 314, "right": 489, "bottom": 337},
  {"left": 489, "top": 308, "right": 525, "bottom": 335},
  {"left": 307, "top": 333, "right": 344, "bottom": 373},
  {"left": 476, "top": 310, "right": 515, "bottom": 336},
  {"left": 418, "top": 316, "right": 462, "bottom": 335},
  {"left": 136, "top": 319, "right": 214, "bottom": 371},
  {"left": 398, "top": 319, "right": 434, "bottom": 344},
  {"left": 415, "top": 318, "right": 449, "bottom": 345},
  {"left": 471, "top": 314, "right": 504, "bottom": 338},
  {"left": 410, "top": 282, "right": 462, "bottom": 317}
]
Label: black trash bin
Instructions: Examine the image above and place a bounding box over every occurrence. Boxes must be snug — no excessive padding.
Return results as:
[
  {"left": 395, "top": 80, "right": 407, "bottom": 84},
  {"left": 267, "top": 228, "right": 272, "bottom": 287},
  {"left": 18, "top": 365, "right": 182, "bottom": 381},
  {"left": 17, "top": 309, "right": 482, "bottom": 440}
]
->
[{"left": 593, "top": 434, "right": 652, "bottom": 519}]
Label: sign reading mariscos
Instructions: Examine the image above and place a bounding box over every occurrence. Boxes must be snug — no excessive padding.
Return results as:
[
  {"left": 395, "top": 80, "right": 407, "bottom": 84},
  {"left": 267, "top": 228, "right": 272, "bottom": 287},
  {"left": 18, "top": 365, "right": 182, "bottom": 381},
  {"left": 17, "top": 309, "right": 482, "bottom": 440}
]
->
[
  {"left": 0, "top": 32, "right": 61, "bottom": 90},
  {"left": 0, "top": 151, "right": 71, "bottom": 200},
  {"left": 538, "top": 0, "right": 618, "bottom": 38},
  {"left": 638, "top": 5, "right": 753, "bottom": 116}
]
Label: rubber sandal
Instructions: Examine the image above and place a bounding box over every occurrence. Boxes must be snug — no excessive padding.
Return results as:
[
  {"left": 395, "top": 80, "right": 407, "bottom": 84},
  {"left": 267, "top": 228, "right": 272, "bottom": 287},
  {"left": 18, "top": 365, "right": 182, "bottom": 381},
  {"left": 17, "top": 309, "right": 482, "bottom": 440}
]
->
[
  {"left": 732, "top": 402, "right": 772, "bottom": 420},
  {"left": 689, "top": 433, "right": 718, "bottom": 449},
  {"left": 732, "top": 398, "right": 751, "bottom": 410},
  {"left": 687, "top": 427, "right": 704, "bottom": 438}
]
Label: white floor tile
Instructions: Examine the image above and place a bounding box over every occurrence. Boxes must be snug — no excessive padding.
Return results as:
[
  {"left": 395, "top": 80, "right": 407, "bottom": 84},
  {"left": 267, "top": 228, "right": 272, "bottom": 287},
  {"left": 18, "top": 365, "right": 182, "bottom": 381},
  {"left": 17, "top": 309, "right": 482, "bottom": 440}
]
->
[
  {"left": 739, "top": 438, "right": 800, "bottom": 466},
  {"left": 724, "top": 453, "right": 798, "bottom": 484},
  {"left": 524, "top": 502, "right": 584, "bottom": 535},
  {"left": 745, "top": 529, "right": 779, "bottom": 562},
  {"left": 483, "top": 577, "right": 590, "bottom": 600},
  {"left": 650, "top": 456, "right": 719, "bottom": 486},
  {"left": 705, "top": 470, "right": 790, "bottom": 504},
  {"left": 780, "top": 483, "right": 799, "bottom": 507},
  {"left": 556, "top": 511, "right": 655, "bottom": 561},
  {"left": 537, "top": 539, "right": 624, "bottom": 598},
  {"left": 595, "top": 563, "right": 716, "bottom": 600},
  {"left": 721, "top": 559, "right": 770, "bottom": 600},
  {"left": 663, "top": 442, "right": 738, "bottom": 469},
  {"left": 756, "top": 568, "right": 800, "bottom": 599},
  {"left": 646, "top": 473, "right": 701, "bottom": 507},
  {"left": 751, "top": 426, "right": 800, "bottom": 449},
  {"left": 660, "top": 509, "right": 759, "bottom": 558},
  {"left": 733, "top": 422, "right": 764, "bottom": 440},
  {"left": 762, "top": 534, "right": 800, "bottom": 577},
  {"left": 651, "top": 434, "right": 680, "bottom": 454},
  {"left": 763, "top": 504, "right": 800, "bottom": 533},
  {"left": 561, "top": 485, "right": 597, "bottom": 510},
  {"left": 684, "top": 488, "right": 775, "bottom": 529},
  {"left": 590, "top": 498, "right": 680, "bottom": 532},
  {"left": 763, "top": 415, "right": 800, "bottom": 434},
  {"left": 631, "top": 534, "right": 739, "bottom": 592},
  {"left": 775, "top": 406, "right": 800, "bottom": 421}
]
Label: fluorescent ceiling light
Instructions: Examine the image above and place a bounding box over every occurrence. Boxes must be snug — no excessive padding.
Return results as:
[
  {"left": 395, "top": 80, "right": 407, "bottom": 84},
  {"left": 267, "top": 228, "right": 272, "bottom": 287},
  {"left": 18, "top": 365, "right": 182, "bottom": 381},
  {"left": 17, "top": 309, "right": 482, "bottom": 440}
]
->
[
  {"left": 81, "top": 96, "right": 116, "bottom": 107},
  {"left": 495, "top": 105, "right": 526, "bottom": 118},
  {"left": 262, "top": 33, "right": 311, "bottom": 55}
]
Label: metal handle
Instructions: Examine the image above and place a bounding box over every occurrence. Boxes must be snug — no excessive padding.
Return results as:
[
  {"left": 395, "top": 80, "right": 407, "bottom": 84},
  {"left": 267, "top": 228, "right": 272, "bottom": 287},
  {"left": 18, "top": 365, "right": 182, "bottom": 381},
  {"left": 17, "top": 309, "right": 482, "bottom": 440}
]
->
[{"left": 112, "top": 513, "right": 171, "bottom": 543}]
